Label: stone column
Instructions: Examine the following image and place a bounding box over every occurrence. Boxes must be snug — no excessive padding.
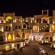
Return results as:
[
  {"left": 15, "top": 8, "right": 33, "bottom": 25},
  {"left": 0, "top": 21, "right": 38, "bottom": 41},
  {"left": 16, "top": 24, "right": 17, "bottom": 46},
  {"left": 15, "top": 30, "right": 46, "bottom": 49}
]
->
[
  {"left": 47, "top": 17, "right": 50, "bottom": 23},
  {"left": 41, "top": 18, "right": 43, "bottom": 23},
  {"left": 49, "top": 24, "right": 51, "bottom": 32},
  {"left": 5, "top": 32, "right": 7, "bottom": 41},
  {"left": 38, "top": 23, "right": 39, "bottom": 32},
  {"left": 13, "top": 32, "right": 15, "bottom": 40},
  {"left": 20, "top": 30, "right": 22, "bottom": 39}
]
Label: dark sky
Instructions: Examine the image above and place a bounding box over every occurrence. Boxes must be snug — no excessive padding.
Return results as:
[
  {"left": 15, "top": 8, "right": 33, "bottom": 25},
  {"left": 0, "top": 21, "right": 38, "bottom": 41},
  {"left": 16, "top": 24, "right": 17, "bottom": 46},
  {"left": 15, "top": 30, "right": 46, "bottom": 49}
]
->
[{"left": 0, "top": 0, "right": 55, "bottom": 17}]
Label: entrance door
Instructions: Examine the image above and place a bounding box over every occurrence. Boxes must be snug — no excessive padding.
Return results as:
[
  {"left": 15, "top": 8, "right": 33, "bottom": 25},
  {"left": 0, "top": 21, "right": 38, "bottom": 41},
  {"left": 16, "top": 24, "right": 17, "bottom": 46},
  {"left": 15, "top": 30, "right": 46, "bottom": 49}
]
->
[{"left": 33, "top": 36, "right": 35, "bottom": 40}]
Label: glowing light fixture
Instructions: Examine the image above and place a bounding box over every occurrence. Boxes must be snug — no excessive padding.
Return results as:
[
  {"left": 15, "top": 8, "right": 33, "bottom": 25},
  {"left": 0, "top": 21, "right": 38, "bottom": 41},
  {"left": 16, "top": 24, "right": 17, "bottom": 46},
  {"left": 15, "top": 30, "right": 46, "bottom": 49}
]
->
[
  {"left": 6, "top": 46, "right": 10, "bottom": 50},
  {"left": 6, "top": 16, "right": 13, "bottom": 21}
]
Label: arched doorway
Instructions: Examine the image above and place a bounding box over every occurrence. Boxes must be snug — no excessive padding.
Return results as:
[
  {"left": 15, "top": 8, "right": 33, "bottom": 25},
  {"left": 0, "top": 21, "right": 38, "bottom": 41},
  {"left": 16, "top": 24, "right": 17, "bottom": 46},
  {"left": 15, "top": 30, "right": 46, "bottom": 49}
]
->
[
  {"left": 43, "top": 17, "right": 47, "bottom": 23},
  {"left": 33, "top": 36, "right": 35, "bottom": 40},
  {"left": 51, "top": 25, "right": 55, "bottom": 32},
  {"left": 6, "top": 16, "right": 13, "bottom": 22},
  {"left": 7, "top": 34, "right": 13, "bottom": 41}
]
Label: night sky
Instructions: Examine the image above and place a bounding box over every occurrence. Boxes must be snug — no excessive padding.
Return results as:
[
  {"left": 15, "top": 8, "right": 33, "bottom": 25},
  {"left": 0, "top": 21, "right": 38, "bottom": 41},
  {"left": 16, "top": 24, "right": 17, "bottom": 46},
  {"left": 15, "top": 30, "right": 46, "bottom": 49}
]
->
[{"left": 0, "top": 0, "right": 55, "bottom": 17}]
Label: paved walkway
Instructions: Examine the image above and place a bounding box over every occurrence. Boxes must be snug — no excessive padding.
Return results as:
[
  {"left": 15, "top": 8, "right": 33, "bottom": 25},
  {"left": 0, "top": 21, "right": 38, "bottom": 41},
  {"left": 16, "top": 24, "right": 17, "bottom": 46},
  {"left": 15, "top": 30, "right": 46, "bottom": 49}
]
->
[
  {"left": 37, "top": 42, "right": 55, "bottom": 55},
  {"left": 2, "top": 41, "right": 41, "bottom": 55},
  {"left": 23, "top": 43, "right": 40, "bottom": 55},
  {"left": 18, "top": 42, "right": 41, "bottom": 55},
  {"left": 3, "top": 41, "right": 55, "bottom": 55}
]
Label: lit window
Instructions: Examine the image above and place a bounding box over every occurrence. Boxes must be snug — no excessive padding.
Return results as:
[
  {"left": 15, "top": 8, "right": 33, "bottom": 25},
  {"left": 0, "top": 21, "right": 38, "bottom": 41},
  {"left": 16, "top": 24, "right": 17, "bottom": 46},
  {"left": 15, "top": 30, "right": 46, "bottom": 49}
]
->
[
  {"left": 6, "top": 16, "right": 13, "bottom": 22},
  {"left": 8, "top": 34, "right": 13, "bottom": 41},
  {"left": 51, "top": 25, "right": 55, "bottom": 32},
  {"left": 33, "top": 26, "right": 38, "bottom": 32}
]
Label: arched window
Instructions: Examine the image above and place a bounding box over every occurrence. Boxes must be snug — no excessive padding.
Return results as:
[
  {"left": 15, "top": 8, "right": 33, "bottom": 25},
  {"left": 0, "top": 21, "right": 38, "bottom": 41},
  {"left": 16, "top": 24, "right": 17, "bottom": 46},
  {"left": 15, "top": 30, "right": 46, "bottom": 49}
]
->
[
  {"left": 33, "top": 26, "right": 38, "bottom": 32},
  {"left": 43, "top": 17, "right": 47, "bottom": 23},
  {"left": 7, "top": 34, "right": 13, "bottom": 41},
  {"left": 6, "top": 16, "right": 13, "bottom": 22}
]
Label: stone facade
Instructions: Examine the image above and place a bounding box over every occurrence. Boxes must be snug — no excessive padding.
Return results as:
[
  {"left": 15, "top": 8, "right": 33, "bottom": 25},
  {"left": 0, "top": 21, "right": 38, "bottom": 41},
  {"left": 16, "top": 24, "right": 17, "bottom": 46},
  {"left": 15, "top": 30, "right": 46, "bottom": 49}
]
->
[{"left": 0, "top": 10, "right": 55, "bottom": 50}]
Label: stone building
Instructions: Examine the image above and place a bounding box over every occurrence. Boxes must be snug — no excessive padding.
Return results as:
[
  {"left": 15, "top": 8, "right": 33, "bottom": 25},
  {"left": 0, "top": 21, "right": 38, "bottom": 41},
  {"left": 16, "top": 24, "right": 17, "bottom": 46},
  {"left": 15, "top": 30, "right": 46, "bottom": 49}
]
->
[{"left": 0, "top": 10, "right": 55, "bottom": 50}]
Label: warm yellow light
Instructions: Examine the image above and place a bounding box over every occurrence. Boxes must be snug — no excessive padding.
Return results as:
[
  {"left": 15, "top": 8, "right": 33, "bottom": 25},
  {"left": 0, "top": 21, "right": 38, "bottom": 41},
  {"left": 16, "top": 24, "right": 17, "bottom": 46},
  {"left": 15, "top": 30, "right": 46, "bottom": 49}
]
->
[
  {"left": 26, "top": 33, "right": 29, "bottom": 39},
  {"left": 33, "top": 26, "right": 38, "bottom": 31},
  {"left": 8, "top": 34, "right": 12, "bottom": 40},
  {"left": 6, "top": 46, "right": 10, "bottom": 50},
  {"left": 43, "top": 17, "right": 47, "bottom": 21},
  {"left": 51, "top": 25, "right": 55, "bottom": 32},
  {"left": 6, "top": 16, "right": 13, "bottom": 21}
]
